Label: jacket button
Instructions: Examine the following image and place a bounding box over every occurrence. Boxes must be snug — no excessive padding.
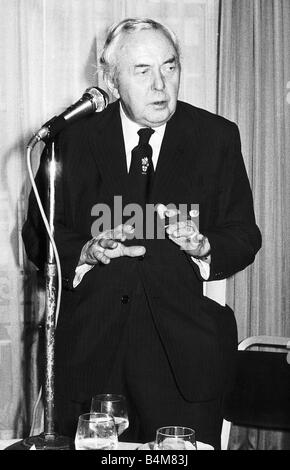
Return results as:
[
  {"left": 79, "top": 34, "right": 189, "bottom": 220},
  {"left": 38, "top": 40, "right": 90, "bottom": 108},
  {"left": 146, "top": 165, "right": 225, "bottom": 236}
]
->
[{"left": 121, "top": 295, "right": 130, "bottom": 304}]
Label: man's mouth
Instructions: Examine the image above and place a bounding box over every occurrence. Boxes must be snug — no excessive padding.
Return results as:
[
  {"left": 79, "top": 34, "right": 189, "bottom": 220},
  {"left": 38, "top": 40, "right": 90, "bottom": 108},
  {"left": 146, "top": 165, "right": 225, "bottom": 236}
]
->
[{"left": 151, "top": 100, "right": 168, "bottom": 107}]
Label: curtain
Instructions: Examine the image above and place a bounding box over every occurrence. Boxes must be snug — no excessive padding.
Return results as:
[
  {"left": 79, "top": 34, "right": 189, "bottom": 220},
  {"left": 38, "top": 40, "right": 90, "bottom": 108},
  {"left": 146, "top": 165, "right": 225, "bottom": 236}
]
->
[
  {"left": 218, "top": 0, "right": 290, "bottom": 450},
  {"left": 0, "top": 0, "right": 219, "bottom": 439}
]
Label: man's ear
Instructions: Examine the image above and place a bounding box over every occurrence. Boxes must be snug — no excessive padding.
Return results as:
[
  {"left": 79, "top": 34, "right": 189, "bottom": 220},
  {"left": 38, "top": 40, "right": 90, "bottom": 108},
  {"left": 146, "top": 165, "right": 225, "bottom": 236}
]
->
[{"left": 104, "top": 73, "right": 120, "bottom": 99}]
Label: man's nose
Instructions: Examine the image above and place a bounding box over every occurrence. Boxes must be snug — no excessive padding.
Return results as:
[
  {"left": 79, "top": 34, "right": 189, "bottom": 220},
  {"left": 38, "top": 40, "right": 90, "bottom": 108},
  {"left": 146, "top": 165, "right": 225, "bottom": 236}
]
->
[{"left": 152, "top": 70, "right": 165, "bottom": 91}]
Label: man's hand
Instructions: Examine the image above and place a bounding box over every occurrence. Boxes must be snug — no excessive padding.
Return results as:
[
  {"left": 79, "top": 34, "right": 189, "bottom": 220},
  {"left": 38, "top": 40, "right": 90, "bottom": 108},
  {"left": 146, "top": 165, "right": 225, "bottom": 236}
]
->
[
  {"left": 79, "top": 224, "right": 146, "bottom": 266},
  {"left": 165, "top": 219, "right": 211, "bottom": 261}
]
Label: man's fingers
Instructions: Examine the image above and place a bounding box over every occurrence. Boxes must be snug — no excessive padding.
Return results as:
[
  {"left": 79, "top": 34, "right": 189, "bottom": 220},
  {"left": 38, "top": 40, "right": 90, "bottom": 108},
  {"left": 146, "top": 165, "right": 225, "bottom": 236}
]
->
[
  {"left": 86, "top": 227, "right": 143, "bottom": 264},
  {"left": 94, "top": 249, "right": 111, "bottom": 264},
  {"left": 85, "top": 248, "right": 111, "bottom": 265},
  {"left": 121, "top": 224, "right": 135, "bottom": 236},
  {"left": 113, "top": 224, "right": 134, "bottom": 241},
  {"left": 195, "top": 233, "right": 204, "bottom": 242},
  {"left": 164, "top": 208, "right": 180, "bottom": 218},
  {"left": 86, "top": 239, "right": 116, "bottom": 264},
  {"left": 98, "top": 238, "right": 118, "bottom": 249},
  {"left": 156, "top": 204, "right": 181, "bottom": 220},
  {"left": 167, "top": 226, "right": 197, "bottom": 238},
  {"left": 95, "top": 224, "right": 135, "bottom": 243},
  {"left": 166, "top": 221, "right": 193, "bottom": 234},
  {"left": 122, "top": 245, "right": 146, "bottom": 257},
  {"left": 173, "top": 229, "right": 198, "bottom": 239},
  {"left": 166, "top": 224, "right": 177, "bottom": 235},
  {"left": 166, "top": 220, "right": 200, "bottom": 238}
]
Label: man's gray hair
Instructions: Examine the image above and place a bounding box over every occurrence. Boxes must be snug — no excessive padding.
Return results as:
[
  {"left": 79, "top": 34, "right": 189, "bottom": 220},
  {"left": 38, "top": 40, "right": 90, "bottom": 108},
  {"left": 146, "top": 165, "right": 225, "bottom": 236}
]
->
[{"left": 100, "top": 18, "right": 180, "bottom": 80}]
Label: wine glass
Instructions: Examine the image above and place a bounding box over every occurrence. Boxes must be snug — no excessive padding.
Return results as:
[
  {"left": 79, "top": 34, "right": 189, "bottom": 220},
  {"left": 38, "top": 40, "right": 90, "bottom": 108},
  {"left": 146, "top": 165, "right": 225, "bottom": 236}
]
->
[
  {"left": 155, "top": 426, "right": 197, "bottom": 450},
  {"left": 91, "top": 394, "right": 129, "bottom": 437},
  {"left": 74, "top": 412, "right": 118, "bottom": 450}
]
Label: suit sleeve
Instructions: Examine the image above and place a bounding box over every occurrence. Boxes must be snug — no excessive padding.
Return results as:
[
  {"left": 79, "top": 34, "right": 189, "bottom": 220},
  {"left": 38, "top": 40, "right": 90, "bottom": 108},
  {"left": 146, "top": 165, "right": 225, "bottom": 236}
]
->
[
  {"left": 22, "top": 140, "right": 91, "bottom": 291},
  {"left": 202, "top": 123, "right": 261, "bottom": 281}
]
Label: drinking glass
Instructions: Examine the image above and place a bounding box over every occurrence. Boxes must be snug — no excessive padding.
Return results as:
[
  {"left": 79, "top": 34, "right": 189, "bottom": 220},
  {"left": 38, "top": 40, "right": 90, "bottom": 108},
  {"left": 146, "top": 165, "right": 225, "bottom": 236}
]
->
[
  {"left": 74, "top": 412, "right": 118, "bottom": 450},
  {"left": 91, "top": 394, "right": 129, "bottom": 437},
  {"left": 155, "top": 426, "right": 197, "bottom": 450}
]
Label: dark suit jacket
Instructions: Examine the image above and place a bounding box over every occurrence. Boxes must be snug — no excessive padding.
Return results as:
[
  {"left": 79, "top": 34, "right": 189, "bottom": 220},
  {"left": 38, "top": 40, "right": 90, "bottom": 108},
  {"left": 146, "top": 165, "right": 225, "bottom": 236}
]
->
[{"left": 22, "top": 100, "right": 261, "bottom": 403}]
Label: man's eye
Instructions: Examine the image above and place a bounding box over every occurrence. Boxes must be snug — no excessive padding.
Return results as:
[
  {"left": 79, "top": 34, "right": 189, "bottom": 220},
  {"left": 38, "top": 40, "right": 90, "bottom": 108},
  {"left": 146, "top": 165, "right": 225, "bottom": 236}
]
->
[
  {"left": 136, "top": 68, "right": 149, "bottom": 75},
  {"left": 163, "top": 64, "right": 176, "bottom": 73}
]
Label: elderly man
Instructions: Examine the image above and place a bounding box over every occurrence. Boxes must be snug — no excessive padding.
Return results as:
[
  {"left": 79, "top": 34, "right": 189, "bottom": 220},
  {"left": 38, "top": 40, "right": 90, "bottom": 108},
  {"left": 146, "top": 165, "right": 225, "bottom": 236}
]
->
[{"left": 23, "top": 18, "right": 261, "bottom": 448}]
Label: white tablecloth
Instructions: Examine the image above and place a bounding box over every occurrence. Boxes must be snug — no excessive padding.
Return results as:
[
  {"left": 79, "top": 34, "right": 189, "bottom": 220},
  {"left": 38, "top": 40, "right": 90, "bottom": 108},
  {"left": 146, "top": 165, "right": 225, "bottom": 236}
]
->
[
  {"left": 1, "top": 438, "right": 214, "bottom": 450},
  {"left": 0, "top": 439, "right": 140, "bottom": 450},
  {"left": 0, "top": 440, "right": 20, "bottom": 450}
]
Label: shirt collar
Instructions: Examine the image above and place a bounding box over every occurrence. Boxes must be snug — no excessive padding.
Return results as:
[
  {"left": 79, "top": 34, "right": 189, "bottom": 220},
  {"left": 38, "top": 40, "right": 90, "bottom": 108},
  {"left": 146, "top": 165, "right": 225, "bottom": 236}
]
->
[{"left": 119, "top": 101, "right": 166, "bottom": 137}]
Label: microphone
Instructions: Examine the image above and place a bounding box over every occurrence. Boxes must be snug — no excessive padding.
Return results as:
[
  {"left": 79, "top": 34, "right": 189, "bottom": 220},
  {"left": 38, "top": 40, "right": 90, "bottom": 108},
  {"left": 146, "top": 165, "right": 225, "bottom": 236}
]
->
[{"left": 29, "top": 87, "right": 109, "bottom": 147}]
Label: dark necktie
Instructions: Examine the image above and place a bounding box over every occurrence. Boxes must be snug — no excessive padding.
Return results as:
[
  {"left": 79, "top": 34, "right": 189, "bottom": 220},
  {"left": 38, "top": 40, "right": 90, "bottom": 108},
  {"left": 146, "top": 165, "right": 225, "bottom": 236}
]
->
[{"left": 129, "top": 127, "right": 155, "bottom": 206}]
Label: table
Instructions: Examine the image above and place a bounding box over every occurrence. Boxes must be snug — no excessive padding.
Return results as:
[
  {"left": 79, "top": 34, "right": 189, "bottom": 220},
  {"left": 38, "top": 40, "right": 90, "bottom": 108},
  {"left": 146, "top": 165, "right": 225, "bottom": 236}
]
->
[
  {"left": 0, "top": 440, "right": 21, "bottom": 450},
  {"left": 0, "top": 439, "right": 213, "bottom": 450},
  {"left": 0, "top": 439, "right": 139, "bottom": 450}
]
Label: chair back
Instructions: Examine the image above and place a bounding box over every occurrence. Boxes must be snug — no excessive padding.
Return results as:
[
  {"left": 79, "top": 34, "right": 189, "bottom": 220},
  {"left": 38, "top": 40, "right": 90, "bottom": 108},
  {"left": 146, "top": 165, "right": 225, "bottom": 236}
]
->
[{"left": 221, "top": 335, "right": 290, "bottom": 449}]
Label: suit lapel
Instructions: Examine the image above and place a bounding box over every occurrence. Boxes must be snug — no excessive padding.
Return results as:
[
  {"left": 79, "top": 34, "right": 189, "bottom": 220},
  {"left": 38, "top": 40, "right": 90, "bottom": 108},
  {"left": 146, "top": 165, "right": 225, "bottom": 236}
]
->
[
  {"left": 150, "top": 102, "right": 200, "bottom": 203},
  {"left": 88, "top": 100, "right": 128, "bottom": 198}
]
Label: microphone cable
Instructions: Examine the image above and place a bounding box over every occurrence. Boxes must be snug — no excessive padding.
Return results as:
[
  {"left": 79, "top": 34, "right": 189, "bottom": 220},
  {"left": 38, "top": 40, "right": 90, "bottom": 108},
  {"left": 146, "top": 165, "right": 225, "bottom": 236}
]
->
[
  {"left": 26, "top": 143, "right": 63, "bottom": 329},
  {"left": 26, "top": 143, "right": 62, "bottom": 437}
]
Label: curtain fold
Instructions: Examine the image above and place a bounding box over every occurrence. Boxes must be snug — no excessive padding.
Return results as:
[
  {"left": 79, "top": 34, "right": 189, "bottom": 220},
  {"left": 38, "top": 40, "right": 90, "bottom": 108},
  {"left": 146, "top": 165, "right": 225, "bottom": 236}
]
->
[
  {"left": 0, "top": 0, "right": 219, "bottom": 439},
  {"left": 218, "top": 0, "right": 290, "bottom": 450}
]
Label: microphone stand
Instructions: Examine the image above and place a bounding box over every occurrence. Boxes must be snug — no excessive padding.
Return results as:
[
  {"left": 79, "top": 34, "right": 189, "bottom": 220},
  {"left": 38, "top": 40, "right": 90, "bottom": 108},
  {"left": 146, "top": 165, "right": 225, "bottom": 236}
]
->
[
  {"left": 4, "top": 87, "right": 108, "bottom": 451},
  {"left": 21, "top": 139, "right": 72, "bottom": 450}
]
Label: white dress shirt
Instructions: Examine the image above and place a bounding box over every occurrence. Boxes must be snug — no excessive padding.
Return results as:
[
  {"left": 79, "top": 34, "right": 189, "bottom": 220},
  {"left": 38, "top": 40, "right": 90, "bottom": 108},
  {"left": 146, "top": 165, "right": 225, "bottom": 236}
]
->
[
  {"left": 120, "top": 102, "right": 166, "bottom": 172},
  {"left": 73, "top": 103, "right": 210, "bottom": 287}
]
